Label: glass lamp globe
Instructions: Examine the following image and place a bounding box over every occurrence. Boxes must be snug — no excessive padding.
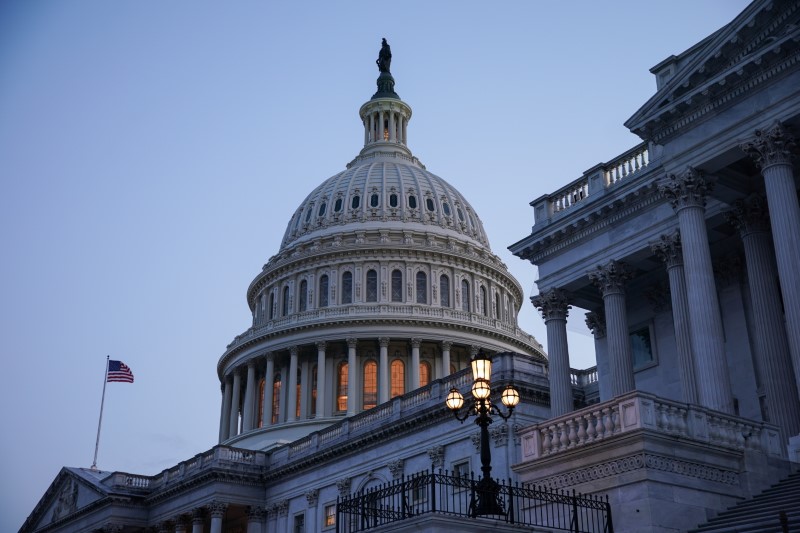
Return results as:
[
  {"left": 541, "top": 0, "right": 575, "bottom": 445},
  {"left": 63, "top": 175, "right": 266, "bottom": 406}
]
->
[
  {"left": 471, "top": 378, "right": 491, "bottom": 400},
  {"left": 501, "top": 385, "right": 520, "bottom": 408},
  {"left": 446, "top": 388, "right": 464, "bottom": 410},
  {"left": 471, "top": 350, "right": 492, "bottom": 382}
]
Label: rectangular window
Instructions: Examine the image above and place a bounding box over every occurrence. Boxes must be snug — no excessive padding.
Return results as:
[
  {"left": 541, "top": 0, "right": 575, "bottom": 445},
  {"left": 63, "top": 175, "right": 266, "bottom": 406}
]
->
[
  {"left": 453, "top": 460, "right": 471, "bottom": 491},
  {"left": 294, "top": 513, "right": 305, "bottom": 533},
  {"left": 630, "top": 325, "right": 655, "bottom": 368},
  {"left": 324, "top": 504, "right": 336, "bottom": 527}
]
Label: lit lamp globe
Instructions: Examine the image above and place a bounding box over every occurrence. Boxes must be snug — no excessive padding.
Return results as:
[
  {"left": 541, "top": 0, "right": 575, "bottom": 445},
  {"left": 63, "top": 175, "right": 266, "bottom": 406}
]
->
[
  {"left": 501, "top": 385, "right": 520, "bottom": 408},
  {"left": 471, "top": 350, "right": 492, "bottom": 382},
  {"left": 471, "top": 378, "right": 492, "bottom": 400},
  {"left": 446, "top": 388, "right": 464, "bottom": 411}
]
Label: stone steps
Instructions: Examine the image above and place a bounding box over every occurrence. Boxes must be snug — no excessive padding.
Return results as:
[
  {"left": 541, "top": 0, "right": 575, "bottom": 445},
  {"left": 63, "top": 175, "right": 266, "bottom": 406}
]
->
[{"left": 689, "top": 472, "right": 800, "bottom": 532}]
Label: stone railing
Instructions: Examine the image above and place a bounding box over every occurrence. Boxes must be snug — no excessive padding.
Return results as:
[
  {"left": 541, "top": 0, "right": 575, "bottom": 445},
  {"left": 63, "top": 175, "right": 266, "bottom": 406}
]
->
[
  {"left": 570, "top": 366, "right": 598, "bottom": 386},
  {"left": 530, "top": 142, "right": 652, "bottom": 225},
  {"left": 520, "top": 391, "right": 785, "bottom": 461}
]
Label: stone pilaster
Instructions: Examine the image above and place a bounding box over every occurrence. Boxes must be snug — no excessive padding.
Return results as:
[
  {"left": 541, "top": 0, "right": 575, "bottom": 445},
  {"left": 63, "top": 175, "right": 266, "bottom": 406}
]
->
[
  {"left": 427, "top": 445, "right": 444, "bottom": 469},
  {"left": 387, "top": 459, "right": 404, "bottom": 479},
  {"left": 378, "top": 337, "right": 390, "bottom": 404},
  {"left": 441, "top": 340, "right": 452, "bottom": 377},
  {"left": 650, "top": 232, "right": 699, "bottom": 404},
  {"left": 337, "top": 477, "right": 351, "bottom": 497},
  {"left": 531, "top": 288, "right": 573, "bottom": 416},
  {"left": 287, "top": 346, "right": 299, "bottom": 422},
  {"left": 588, "top": 260, "right": 636, "bottom": 397},
  {"left": 242, "top": 361, "right": 256, "bottom": 431},
  {"left": 229, "top": 369, "right": 242, "bottom": 437},
  {"left": 726, "top": 194, "right": 800, "bottom": 438},
  {"left": 262, "top": 353, "right": 274, "bottom": 426},
  {"left": 347, "top": 338, "right": 358, "bottom": 415},
  {"left": 410, "top": 338, "right": 422, "bottom": 390},
  {"left": 741, "top": 122, "right": 800, "bottom": 403},
  {"left": 660, "top": 168, "right": 733, "bottom": 413},
  {"left": 219, "top": 377, "right": 232, "bottom": 443},
  {"left": 316, "top": 342, "right": 326, "bottom": 418}
]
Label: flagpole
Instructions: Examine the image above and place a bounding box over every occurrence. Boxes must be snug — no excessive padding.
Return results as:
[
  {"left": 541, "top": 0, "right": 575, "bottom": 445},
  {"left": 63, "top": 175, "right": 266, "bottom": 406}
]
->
[{"left": 91, "top": 356, "right": 110, "bottom": 470}]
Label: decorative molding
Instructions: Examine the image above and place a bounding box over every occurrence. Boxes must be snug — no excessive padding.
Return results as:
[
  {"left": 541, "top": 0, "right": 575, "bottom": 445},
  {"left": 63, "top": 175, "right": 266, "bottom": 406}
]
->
[
  {"left": 51, "top": 478, "right": 78, "bottom": 521},
  {"left": 305, "top": 489, "right": 319, "bottom": 507},
  {"left": 650, "top": 231, "right": 683, "bottom": 268},
  {"left": 379, "top": 337, "right": 390, "bottom": 348},
  {"left": 336, "top": 477, "right": 351, "bottom": 496},
  {"left": 427, "top": 445, "right": 444, "bottom": 468},
  {"left": 471, "top": 432, "right": 481, "bottom": 453},
  {"left": 740, "top": 121, "right": 797, "bottom": 169},
  {"left": 246, "top": 505, "right": 266, "bottom": 522},
  {"left": 346, "top": 338, "right": 358, "bottom": 349},
  {"left": 207, "top": 501, "right": 228, "bottom": 518},
  {"left": 387, "top": 459, "right": 404, "bottom": 479},
  {"left": 588, "top": 260, "right": 633, "bottom": 297},
  {"left": 725, "top": 193, "right": 770, "bottom": 236},
  {"left": 490, "top": 423, "right": 509, "bottom": 447},
  {"left": 531, "top": 288, "right": 571, "bottom": 321},
  {"left": 659, "top": 167, "right": 713, "bottom": 211},
  {"left": 584, "top": 311, "right": 606, "bottom": 339}
]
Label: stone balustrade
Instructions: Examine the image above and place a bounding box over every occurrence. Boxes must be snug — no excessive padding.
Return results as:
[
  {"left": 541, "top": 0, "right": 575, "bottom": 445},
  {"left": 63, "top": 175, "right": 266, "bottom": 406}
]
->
[
  {"left": 604, "top": 143, "right": 649, "bottom": 186},
  {"left": 520, "top": 390, "right": 784, "bottom": 461},
  {"left": 570, "top": 366, "right": 598, "bottom": 386}
]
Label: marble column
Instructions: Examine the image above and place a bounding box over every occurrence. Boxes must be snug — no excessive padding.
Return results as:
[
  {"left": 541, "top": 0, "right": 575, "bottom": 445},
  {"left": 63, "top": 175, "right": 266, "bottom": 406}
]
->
[
  {"left": 585, "top": 311, "right": 610, "bottom": 401},
  {"left": 660, "top": 168, "right": 734, "bottom": 413},
  {"left": 410, "top": 338, "right": 421, "bottom": 390},
  {"left": 191, "top": 508, "right": 204, "bottom": 533},
  {"left": 532, "top": 288, "right": 573, "bottom": 416},
  {"left": 219, "top": 377, "right": 232, "bottom": 442},
  {"left": 389, "top": 111, "right": 396, "bottom": 142},
  {"left": 347, "top": 338, "right": 357, "bottom": 415},
  {"left": 208, "top": 502, "right": 227, "bottom": 533},
  {"left": 242, "top": 361, "right": 256, "bottom": 431},
  {"left": 378, "top": 111, "right": 385, "bottom": 139},
  {"left": 262, "top": 353, "right": 274, "bottom": 427},
  {"left": 246, "top": 506, "right": 265, "bottom": 533},
  {"left": 316, "top": 342, "right": 326, "bottom": 418},
  {"left": 379, "top": 338, "right": 390, "bottom": 404},
  {"left": 228, "top": 369, "right": 242, "bottom": 438},
  {"left": 287, "top": 347, "right": 299, "bottom": 422},
  {"left": 741, "top": 122, "right": 800, "bottom": 397},
  {"left": 588, "top": 260, "right": 635, "bottom": 397},
  {"left": 650, "top": 232, "right": 699, "bottom": 404},
  {"left": 441, "top": 341, "right": 452, "bottom": 378},
  {"left": 726, "top": 194, "right": 800, "bottom": 437}
]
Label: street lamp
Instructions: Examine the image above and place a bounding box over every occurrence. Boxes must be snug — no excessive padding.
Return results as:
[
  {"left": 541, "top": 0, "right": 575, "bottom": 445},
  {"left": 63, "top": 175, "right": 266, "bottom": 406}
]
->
[{"left": 446, "top": 350, "right": 520, "bottom": 517}]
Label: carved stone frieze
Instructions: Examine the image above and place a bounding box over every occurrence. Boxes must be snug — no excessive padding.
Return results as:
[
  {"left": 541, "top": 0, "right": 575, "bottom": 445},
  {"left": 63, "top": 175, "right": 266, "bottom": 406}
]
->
[
  {"left": 387, "top": 459, "right": 404, "bottom": 479},
  {"left": 51, "top": 477, "right": 78, "bottom": 521},
  {"left": 725, "top": 193, "right": 770, "bottom": 235},
  {"left": 336, "top": 477, "right": 352, "bottom": 496},
  {"left": 588, "top": 260, "right": 633, "bottom": 296},
  {"left": 490, "top": 423, "right": 509, "bottom": 447},
  {"left": 305, "top": 489, "right": 319, "bottom": 506},
  {"left": 470, "top": 432, "right": 481, "bottom": 452},
  {"left": 584, "top": 311, "right": 606, "bottom": 339},
  {"left": 207, "top": 501, "right": 228, "bottom": 518},
  {"left": 650, "top": 232, "right": 683, "bottom": 268},
  {"left": 740, "top": 121, "right": 796, "bottom": 169},
  {"left": 427, "top": 445, "right": 444, "bottom": 468},
  {"left": 531, "top": 288, "right": 571, "bottom": 321},
  {"left": 659, "top": 167, "right": 714, "bottom": 210}
]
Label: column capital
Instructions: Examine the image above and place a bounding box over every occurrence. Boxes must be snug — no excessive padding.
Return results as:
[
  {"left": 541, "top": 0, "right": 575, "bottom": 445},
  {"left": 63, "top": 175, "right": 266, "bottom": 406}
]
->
[
  {"left": 740, "top": 121, "right": 796, "bottom": 169},
  {"left": 289, "top": 345, "right": 299, "bottom": 357},
  {"left": 246, "top": 505, "right": 266, "bottom": 522},
  {"left": 346, "top": 337, "right": 358, "bottom": 349},
  {"left": 207, "top": 501, "right": 227, "bottom": 518},
  {"left": 315, "top": 341, "right": 327, "bottom": 351},
  {"left": 305, "top": 489, "right": 319, "bottom": 507},
  {"left": 659, "top": 167, "right": 714, "bottom": 210},
  {"left": 440, "top": 340, "right": 452, "bottom": 351},
  {"left": 650, "top": 232, "right": 683, "bottom": 268},
  {"left": 336, "top": 477, "right": 352, "bottom": 496},
  {"left": 379, "top": 337, "right": 391, "bottom": 348},
  {"left": 410, "top": 337, "right": 422, "bottom": 349},
  {"left": 588, "top": 260, "right": 633, "bottom": 296},
  {"left": 531, "top": 288, "right": 571, "bottom": 321},
  {"left": 725, "top": 193, "right": 770, "bottom": 235},
  {"left": 469, "top": 345, "right": 479, "bottom": 357},
  {"left": 191, "top": 508, "right": 205, "bottom": 524},
  {"left": 247, "top": 359, "right": 256, "bottom": 369},
  {"left": 427, "top": 445, "right": 445, "bottom": 468},
  {"left": 585, "top": 311, "right": 606, "bottom": 339},
  {"left": 387, "top": 458, "right": 404, "bottom": 479}
]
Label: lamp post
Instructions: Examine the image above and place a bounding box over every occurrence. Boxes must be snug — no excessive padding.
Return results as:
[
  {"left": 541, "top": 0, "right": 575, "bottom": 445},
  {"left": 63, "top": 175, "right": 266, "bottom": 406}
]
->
[{"left": 445, "top": 350, "right": 520, "bottom": 517}]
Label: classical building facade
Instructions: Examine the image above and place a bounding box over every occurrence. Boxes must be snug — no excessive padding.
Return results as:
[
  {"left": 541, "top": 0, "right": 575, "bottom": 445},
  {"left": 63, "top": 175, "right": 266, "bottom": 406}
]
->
[{"left": 510, "top": 0, "right": 800, "bottom": 530}]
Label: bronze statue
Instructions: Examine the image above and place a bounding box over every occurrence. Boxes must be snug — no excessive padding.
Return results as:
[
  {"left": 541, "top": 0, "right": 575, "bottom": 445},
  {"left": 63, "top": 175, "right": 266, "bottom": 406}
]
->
[{"left": 376, "top": 38, "right": 392, "bottom": 73}]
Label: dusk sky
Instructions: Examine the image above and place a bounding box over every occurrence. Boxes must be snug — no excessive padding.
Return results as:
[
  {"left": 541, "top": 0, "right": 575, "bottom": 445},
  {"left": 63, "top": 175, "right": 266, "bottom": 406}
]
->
[{"left": 0, "top": 1, "right": 751, "bottom": 530}]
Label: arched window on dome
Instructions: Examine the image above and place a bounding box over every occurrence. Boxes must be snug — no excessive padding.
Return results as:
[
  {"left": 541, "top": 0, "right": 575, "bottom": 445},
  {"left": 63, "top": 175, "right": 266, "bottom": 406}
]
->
[
  {"left": 425, "top": 198, "right": 435, "bottom": 212},
  {"left": 271, "top": 372, "right": 282, "bottom": 424},
  {"left": 370, "top": 193, "right": 379, "bottom": 208},
  {"left": 481, "top": 286, "right": 488, "bottom": 316},
  {"left": 408, "top": 195, "right": 417, "bottom": 209},
  {"left": 342, "top": 271, "right": 353, "bottom": 304},
  {"left": 269, "top": 292, "right": 275, "bottom": 320},
  {"left": 366, "top": 270, "right": 378, "bottom": 302},
  {"left": 298, "top": 280, "right": 308, "bottom": 312},
  {"left": 334, "top": 198, "right": 343, "bottom": 212},
  {"left": 363, "top": 360, "right": 377, "bottom": 410},
  {"left": 461, "top": 280, "right": 470, "bottom": 312},
  {"left": 416, "top": 272, "right": 427, "bottom": 304},
  {"left": 337, "top": 362, "right": 348, "bottom": 412},
  {"left": 311, "top": 364, "right": 317, "bottom": 417},
  {"left": 419, "top": 361, "right": 431, "bottom": 387},
  {"left": 440, "top": 275, "right": 450, "bottom": 307},
  {"left": 304, "top": 207, "right": 313, "bottom": 223},
  {"left": 389, "top": 193, "right": 398, "bottom": 208},
  {"left": 282, "top": 286, "right": 290, "bottom": 316},
  {"left": 391, "top": 269, "right": 403, "bottom": 302},
  {"left": 391, "top": 359, "right": 405, "bottom": 398},
  {"left": 494, "top": 293, "right": 501, "bottom": 319},
  {"left": 257, "top": 377, "right": 265, "bottom": 428},
  {"left": 318, "top": 202, "right": 327, "bottom": 217},
  {"left": 295, "top": 368, "right": 302, "bottom": 419},
  {"left": 442, "top": 202, "right": 451, "bottom": 217},
  {"left": 319, "top": 275, "right": 329, "bottom": 308},
  {"left": 351, "top": 195, "right": 361, "bottom": 209}
]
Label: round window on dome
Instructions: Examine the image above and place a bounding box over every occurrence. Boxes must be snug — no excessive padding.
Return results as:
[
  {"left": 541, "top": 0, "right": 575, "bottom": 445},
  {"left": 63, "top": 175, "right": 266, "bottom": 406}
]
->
[
  {"left": 408, "top": 195, "right": 417, "bottom": 209},
  {"left": 390, "top": 194, "right": 398, "bottom": 208},
  {"left": 442, "top": 202, "right": 451, "bottom": 216},
  {"left": 351, "top": 195, "right": 361, "bottom": 209},
  {"left": 426, "top": 198, "right": 435, "bottom": 212},
  {"left": 370, "top": 193, "right": 379, "bottom": 208},
  {"left": 318, "top": 202, "right": 327, "bottom": 217},
  {"left": 334, "top": 198, "right": 343, "bottom": 212}
]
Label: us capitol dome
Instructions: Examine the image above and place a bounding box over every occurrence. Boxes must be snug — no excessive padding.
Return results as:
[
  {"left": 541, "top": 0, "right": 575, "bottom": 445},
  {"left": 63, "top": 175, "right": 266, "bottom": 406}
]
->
[{"left": 217, "top": 40, "right": 545, "bottom": 450}]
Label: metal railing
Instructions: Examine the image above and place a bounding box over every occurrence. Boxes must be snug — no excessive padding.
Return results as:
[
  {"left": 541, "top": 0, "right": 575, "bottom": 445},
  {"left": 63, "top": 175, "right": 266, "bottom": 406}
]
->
[{"left": 336, "top": 469, "right": 613, "bottom": 533}]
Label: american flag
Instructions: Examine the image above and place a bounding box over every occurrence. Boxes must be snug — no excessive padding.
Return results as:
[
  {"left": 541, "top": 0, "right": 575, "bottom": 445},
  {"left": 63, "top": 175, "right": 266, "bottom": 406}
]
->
[{"left": 107, "top": 360, "right": 134, "bottom": 383}]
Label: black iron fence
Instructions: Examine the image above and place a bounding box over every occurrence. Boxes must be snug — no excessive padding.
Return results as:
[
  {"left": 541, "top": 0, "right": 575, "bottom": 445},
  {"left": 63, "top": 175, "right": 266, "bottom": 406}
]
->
[{"left": 336, "top": 470, "right": 613, "bottom": 533}]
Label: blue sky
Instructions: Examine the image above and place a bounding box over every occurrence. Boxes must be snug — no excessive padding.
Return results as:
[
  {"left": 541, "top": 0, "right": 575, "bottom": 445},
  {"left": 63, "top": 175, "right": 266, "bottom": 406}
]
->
[{"left": 0, "top": 1, "right": 750, "bottom": 529}]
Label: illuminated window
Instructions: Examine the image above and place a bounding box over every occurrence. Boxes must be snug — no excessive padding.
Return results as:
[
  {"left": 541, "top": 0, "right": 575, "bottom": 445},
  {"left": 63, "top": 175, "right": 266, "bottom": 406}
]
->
[
  {"left": 363, "top": 361, "right": 377, "bottom": 410},
  {"left": 461, "top": 280, "right": 470, "bottom": 312},
  {"left": 420, "top": 361, "right": 431, "bottom": 387},
  {"left": 391, "top": 359, "right": 405, "bottom": 398},
  {"left": 296, "top": 368, "right": 302, "bottom": 419},
  {"left": 282, "top": 286, "right": 290, "bottom": 316},
  {"left": 311, "top": 365, "right": 317, "bottom": 417},
  {"left": 366, "top": 270, "right": 378, "bottom": 302},
  {"left": 272, "top": 373, "right": 282, "bottom": 424},
  {"left": 391, "top": 269, "right": 403, "bottom": 302},
  {"left": 337, "top": 362, "right": 348, "bottom": 412},
  {"left": 324, "top": 504, "right": 336, "bottom": 527},
  {"left": 416, "top": 272, "right": 427, "bottom": 304},
  {"left": 480, "top": 286, "right": 488, "bottom": 316},
  {"left": 319, "top": 275, "right": 329, "bottom": 307},
  {"left": 342, "top": 272, "right": 353, "bottom": 304},
  {"left": 257, "top": 378, "right": 265, "bottom": 428},
  {"left": 440, "top": 275, "right": 450, "bottom": 307},
  {"left": 299, "top": 280, "right": 308, "bottom": 312}
]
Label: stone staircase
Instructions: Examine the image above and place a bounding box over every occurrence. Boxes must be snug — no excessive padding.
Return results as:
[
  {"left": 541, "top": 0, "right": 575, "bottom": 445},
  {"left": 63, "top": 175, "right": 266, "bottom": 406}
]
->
[{"left": 689, "top": 471, "right": 800, "bottom": 532}]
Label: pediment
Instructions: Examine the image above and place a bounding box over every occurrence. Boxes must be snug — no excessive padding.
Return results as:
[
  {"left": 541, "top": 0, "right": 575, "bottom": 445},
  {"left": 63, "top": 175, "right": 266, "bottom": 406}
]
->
[
  {"left": 625, "top": 0, "right": 800, "bottom": 142},
  {"left": 21, "top": 467, "right": 110, "bottom": 532}
]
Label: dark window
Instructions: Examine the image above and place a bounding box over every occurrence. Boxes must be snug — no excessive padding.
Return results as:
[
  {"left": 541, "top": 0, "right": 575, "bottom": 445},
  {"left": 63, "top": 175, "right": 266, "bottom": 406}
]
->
[
  {"left": 319, "top": 275, "right": 329, "bottom": 307},
  {"left": 342, "top": 271, "right": 353, "bottom": 304},
  {"left": 391, "top": 269, "right": 403, "bottom": 302},
  {"left": 269, "top": 292, "right": 275, "bottom": 319},
  {"left": 318, "top": 202, "right": 327, "bottom": 217},
  {"left": 370, "top": 194, "right": 379, "bottom": 207},
  {"left": 442, "top": 202, "right": 451, "bottom": 216},
  {"left": 305, "top": 208, "right": 313, "bottom": 222},
  {"left": 408, "top": 195, "right": 417, "bottom": 209},
  {"left": 366, "top": 269, "right": 378, "bottom": 302},
  {"left": 351, "top": 195, "right": 360, "bottom": 209},
  {"left": 416, "top": 272, "right": 427, "bottom": 304},
  {"left": 299, "top": 280, "right": 308, "bottom": 312},
  {"left": 440, "top": 275, "right": 450, "bottom": 307},
  {"left": 630, "top": 326, "right": 654, "bottom": 367},
  {"left": 481, "top": 286, "right": 488, "bottom": 316},
  {"left": 426, "top": 198, "right": 435, "bottom": 212},
  {"left": 389, "top": 193, "right": 398, "bottom": 207},
  {"left": 457, "top": 208, "right": 465, "bottom": 222},
  {"left": 461, "top": 280, "right": 470, "bottom": 312},
  {"left": 282, "top": 286, "right": 290, "bottom": 316},
  {"left": 334, "top": 198, "right": 343, "bottom": 212}
]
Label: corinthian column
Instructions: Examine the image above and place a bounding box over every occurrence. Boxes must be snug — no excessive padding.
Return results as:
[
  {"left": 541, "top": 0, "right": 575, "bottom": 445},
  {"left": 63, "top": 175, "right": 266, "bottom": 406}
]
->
[
  {"left": 316, "top": 342, "right": 327, "bottom": 417},
  {"left": 242, "top": 361, "right": 256, "bottom": 431},
  {"left": 347, "top": 338, "right": 358, "bottom": 415},
  {"left": 589, "top": 260, "right": 635, "bottom": 396},
  {"left": 726, "top": 194, "right": 800, "bottom": 438},
  {"left": 219, "top": 377, "right": 232, "bottom": 442},
  {"left": 650, "top": 232, "right": 699, "bottom": 404},
  {"left": 287, "top": 347, "right": 299, "bottom": 422},
  {"left": 532, "top": 288, "right": 573, "bottom": 416},
  {"left": 262, "top": 353, "right": 274, "bottom": 426},
  {"left": 741, "top": 122, "right": 800, "bottom": 398},
  {"left": 410, "top": 338, "right": 421, "bottom": 390},
  {"left": 660, "top": 168, "right": 733, "bottom": 413},
  {"left": 378, "top": 338, "right": 390, "bottom": 404},
  {"left": 208, "top": 502, "right": 227, "bottom": 533},
  {"left": 228, "top": 368, "right": 241, "bottom": 437},
  {"left": 441, "top": 341, "right": 452, "bottom": 378}
]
